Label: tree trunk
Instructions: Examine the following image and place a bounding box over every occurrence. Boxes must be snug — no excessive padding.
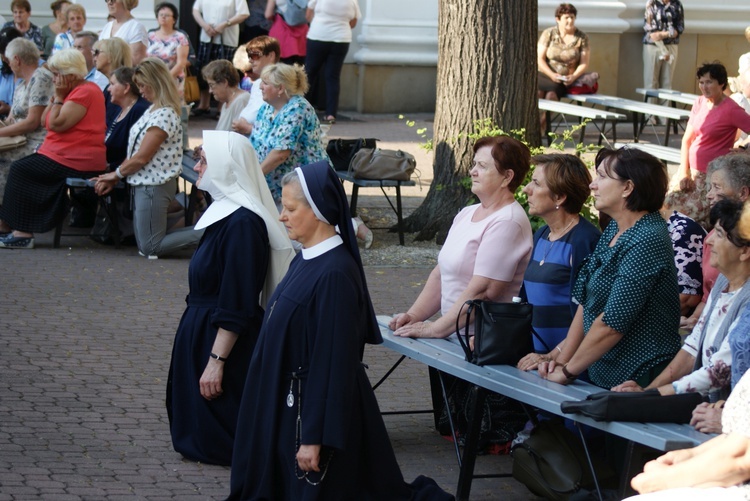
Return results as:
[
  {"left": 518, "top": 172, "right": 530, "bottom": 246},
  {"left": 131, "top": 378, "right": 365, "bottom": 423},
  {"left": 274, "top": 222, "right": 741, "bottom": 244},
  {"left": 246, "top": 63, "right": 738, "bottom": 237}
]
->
[{"left": 402, "top": 0, "right": 540, "bottom": 243}]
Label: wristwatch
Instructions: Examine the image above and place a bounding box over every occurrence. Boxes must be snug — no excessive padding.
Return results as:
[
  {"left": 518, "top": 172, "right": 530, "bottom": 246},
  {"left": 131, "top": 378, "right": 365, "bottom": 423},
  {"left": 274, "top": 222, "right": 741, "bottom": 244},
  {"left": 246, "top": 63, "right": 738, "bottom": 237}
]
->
[{"left": 562, "top": 364, "right": 578, "bottom": 382}]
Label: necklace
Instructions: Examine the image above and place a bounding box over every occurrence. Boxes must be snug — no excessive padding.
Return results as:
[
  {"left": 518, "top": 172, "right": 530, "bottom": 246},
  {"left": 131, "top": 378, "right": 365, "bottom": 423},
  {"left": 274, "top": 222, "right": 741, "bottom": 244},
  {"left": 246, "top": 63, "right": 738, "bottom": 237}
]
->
[{"left": 539, "top": 218, "right": 575, "bottom": 266}]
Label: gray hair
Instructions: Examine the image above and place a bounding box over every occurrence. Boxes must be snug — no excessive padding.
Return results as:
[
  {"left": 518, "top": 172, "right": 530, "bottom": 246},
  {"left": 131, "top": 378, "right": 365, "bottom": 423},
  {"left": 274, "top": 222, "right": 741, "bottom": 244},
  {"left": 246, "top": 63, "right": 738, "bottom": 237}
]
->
[
  {"left": 4, "top": 38, "right": 39, "bottom": 66},
  {"left": 280, "top": 170, "right": 309, "bottom": 206},
  {"left": 708, "top": 153, "right": 750, "bottom": 194}
]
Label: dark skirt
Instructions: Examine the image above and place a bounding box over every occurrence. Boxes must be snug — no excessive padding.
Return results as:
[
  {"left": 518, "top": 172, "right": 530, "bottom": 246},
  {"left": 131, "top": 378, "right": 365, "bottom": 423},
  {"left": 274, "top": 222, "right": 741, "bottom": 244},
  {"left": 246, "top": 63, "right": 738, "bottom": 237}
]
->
[
  {"left": 538, "top": 72, "right": 568, "bottom": 99},
  {"left": 0, "top": 153, "right": 102, "bottom": 233}
]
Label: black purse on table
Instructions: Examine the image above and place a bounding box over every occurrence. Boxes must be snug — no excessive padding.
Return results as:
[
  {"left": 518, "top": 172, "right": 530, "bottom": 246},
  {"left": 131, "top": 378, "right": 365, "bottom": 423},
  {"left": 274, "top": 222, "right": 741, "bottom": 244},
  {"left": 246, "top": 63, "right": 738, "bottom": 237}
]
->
[{"left": 455, "top": 299, "right": 535, "bottom": 367}]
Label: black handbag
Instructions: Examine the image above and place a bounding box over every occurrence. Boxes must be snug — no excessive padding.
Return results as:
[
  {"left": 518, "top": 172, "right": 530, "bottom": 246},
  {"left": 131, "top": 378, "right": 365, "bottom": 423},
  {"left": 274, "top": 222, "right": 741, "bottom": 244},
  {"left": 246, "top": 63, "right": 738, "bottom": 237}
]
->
[
  {"left": 326, "top": 137, "right": 377, "bottom": 171},
  {"left": 511, "top": 420, "right": 613, "bottom": 500},
  {"left": 560, "top": 390, "right": 704, "bottom": 423},
  {"left": 455, "top": 299, "right": 535, "bottom": 367}
]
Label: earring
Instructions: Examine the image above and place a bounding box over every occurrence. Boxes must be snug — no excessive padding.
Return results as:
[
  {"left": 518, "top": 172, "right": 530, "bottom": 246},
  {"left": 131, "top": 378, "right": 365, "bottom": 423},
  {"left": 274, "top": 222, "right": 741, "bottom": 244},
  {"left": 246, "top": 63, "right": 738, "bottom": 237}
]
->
[{"left": 555, "top": 205, "right": 559, "bottom": 210}]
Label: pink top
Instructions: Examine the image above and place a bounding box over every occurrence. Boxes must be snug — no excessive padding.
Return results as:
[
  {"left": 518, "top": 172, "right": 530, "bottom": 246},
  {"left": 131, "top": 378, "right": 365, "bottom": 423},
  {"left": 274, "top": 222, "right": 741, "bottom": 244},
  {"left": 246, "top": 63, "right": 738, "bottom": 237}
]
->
[
  {"left": 438, "top": 202, "right": 533, "bottom": 319},
  {"left": 38, "top": 82, "right": 106, "bottom": 172},
  {"left": 688, "top": 95, "right": 750, "bottom": 173}
]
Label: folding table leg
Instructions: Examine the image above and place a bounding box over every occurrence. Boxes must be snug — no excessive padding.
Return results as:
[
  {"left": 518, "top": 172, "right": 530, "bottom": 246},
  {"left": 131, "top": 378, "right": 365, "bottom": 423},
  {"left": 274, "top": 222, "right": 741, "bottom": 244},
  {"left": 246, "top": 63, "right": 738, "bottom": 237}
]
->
[
  {"left": 456, "top": 385, "right": 488, "bottom": 501},
  {"left": 350, "top": 184, "right": 359, "bottom": 215},
  {"left": 395, "top": 185, "right": 405, "bottom": 246},
  {"left": 576, "top": 422, "right": 603, "bottom": 501}
]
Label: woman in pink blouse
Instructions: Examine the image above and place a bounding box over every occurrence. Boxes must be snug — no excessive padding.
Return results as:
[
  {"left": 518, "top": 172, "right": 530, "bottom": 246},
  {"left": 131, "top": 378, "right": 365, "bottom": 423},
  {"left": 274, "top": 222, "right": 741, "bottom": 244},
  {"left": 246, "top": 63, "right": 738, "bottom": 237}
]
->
[{"left": 147, "top": 2, "right": 189, "bottom": 95}]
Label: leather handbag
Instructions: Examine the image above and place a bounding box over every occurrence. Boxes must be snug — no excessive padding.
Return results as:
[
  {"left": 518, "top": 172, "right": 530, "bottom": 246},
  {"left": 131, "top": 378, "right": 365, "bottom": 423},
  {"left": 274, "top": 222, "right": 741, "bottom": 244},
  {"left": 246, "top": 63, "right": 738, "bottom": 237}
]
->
[
  {"left": 183, "top": 66, "right": 200, "bottom": 104},
  {"left": 0, "top": 120, "right": 27, "bottom": 152},
  {"left": 560, "top": 390, "right": 704, "bottom": 423},
  {"left": 348, "top": 148, "right": 417, "bottom": 181},
  {"left": 326, "top": 137, "right": 377, "bottom": 171},
  {"left": 455, "top": 299, "right": 535, "bottom": 367},
  {"left": 511, "top": 420, "right": 612, "bottom": 500}
]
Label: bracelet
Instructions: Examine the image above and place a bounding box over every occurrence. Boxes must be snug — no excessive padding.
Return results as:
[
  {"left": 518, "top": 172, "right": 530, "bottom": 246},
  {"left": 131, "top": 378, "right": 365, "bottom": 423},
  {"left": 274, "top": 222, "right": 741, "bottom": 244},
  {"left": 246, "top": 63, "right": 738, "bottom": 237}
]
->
[
  {"left": 53, "top": 101, "right": 64, "bottom": 105},
  {"left": 115, "top": 166, "right": 125, "bottom": 179},
  {"left": 226, "top": 19, "right": 232, "bottom": 26},
  {"left": 210, "top": 352, "right": 227, "bottom": 362},
  {"left": 555, "top": 345, "right": 563, "bottom": 354},
  {"left": 562, "top": 363, "right": 578, "bottom": 381}
]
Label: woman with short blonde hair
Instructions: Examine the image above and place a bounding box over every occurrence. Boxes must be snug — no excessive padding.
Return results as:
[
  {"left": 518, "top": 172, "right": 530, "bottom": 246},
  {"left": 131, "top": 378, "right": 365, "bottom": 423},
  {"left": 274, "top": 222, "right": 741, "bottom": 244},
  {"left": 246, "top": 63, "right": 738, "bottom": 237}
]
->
[
  {"left": 250, "top": 63, "right": 324, "bottom": 205},
  {"left": 47, "top": 44, "right": 87, "bottom": 77}
]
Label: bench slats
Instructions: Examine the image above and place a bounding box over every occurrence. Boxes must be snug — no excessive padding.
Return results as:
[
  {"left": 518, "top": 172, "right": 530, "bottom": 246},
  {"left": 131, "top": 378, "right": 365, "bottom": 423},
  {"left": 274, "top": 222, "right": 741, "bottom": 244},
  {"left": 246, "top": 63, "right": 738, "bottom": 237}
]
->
[
  {"left": 566, "top": 94, "right": 690, "bottom": 121},
  {"left": 614, "top": 142, "right": 681, "bottom": 164}
]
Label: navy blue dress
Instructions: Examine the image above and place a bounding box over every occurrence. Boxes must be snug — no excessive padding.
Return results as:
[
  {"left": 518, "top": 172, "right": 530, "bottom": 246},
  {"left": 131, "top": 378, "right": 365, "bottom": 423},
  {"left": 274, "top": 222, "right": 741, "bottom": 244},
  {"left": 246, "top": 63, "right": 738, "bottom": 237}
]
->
[
  {"left": 167, "top": 208, "right": 269, "bottom": 466},
  {"left": 229, "top": 244, "right": 453, "bottom": 501}
]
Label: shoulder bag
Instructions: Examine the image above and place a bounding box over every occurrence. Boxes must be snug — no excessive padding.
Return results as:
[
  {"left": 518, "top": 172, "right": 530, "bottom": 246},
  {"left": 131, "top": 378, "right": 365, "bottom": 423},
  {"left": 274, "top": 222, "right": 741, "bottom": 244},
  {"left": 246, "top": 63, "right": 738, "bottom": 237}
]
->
[
  {"left": 511, "top": 419, "right": 614, "bottom": 500},
  {"left": 183, "top": 65, "right": 200, "bottom": 104},
  {"left": 348, "top": 147, "right": 416, "bottom": 182},
  {"left": 0, "top": 120, "right": 27, "bottom": 152},
  {"left": 455, "top": 299, "right": 535, "bottom": 367},
  {"left": 326, "top": 137, "right": 377, "bottom": 172},
  {"left": 279, "top": 0, "right": 309, "bottom": 26}
]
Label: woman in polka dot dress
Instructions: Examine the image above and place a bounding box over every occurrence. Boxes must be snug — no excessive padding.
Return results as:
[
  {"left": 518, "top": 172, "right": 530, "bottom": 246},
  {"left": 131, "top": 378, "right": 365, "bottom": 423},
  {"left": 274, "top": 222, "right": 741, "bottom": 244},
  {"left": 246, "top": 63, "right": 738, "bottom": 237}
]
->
[{"left": 540, "top": 147, "right": 682, "bottom": 389}]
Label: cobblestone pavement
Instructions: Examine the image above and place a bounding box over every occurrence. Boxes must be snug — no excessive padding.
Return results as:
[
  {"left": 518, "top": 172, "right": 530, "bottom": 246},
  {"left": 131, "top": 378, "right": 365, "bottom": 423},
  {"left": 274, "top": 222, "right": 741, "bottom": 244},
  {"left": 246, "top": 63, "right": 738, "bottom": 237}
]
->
[{"left": 0, "top": 235, "right": 536, "bottom": 500}]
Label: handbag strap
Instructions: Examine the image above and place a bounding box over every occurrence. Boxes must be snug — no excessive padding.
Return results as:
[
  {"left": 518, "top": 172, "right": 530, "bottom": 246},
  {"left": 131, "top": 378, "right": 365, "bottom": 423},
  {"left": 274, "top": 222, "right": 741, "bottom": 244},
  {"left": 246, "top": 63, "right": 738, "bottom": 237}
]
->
[{"left": 455, "top": 300, "right": 475, "bottom": 361}]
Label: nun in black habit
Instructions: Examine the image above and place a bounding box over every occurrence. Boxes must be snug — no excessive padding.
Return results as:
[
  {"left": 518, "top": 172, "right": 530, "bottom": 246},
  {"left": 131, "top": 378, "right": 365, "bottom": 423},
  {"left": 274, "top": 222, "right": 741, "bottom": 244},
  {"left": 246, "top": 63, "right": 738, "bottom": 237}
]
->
[{"left": 228, "top": 162, "right": 454, "bottom": 500}]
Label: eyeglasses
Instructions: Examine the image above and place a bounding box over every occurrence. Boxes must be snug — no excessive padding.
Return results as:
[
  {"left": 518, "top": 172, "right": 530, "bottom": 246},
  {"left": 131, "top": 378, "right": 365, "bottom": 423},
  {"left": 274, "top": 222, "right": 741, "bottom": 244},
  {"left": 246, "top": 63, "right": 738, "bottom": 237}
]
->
[
  {"left": 157, "top": 12, "right": 174, "bottom": 18},
  {"left": 104, "top": 0, "right": 117, "bottom": 5},
  {"left": 93, "top": 49, "right": 103, "bottom": 56},
  {"left": 246, "top": 50, "right": 263, "bottom": 61}
]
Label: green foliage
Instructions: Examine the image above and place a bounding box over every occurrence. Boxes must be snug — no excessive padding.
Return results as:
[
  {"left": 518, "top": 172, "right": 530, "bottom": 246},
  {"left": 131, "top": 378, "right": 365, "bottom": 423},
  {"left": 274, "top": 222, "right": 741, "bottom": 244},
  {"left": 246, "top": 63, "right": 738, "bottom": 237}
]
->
[{"left": 401, "top": 116, "right": 600, "bottom": 233}]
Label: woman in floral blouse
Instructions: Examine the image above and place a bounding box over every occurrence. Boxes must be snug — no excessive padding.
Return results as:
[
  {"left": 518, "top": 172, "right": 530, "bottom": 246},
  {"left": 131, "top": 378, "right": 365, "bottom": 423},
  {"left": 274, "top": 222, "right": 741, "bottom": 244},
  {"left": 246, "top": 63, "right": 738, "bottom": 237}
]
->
[
  {"left": 147, "top": 2, "right": 189, "bottom": 96},
  {"left": 250, "top": 62, "right": 327, "bottom": 205},
  {"left": 250, "top": 62, "right": 374, "bottom": 245},
  {"left": 2, "top": 0, "right": 43, "bottom": 53}
]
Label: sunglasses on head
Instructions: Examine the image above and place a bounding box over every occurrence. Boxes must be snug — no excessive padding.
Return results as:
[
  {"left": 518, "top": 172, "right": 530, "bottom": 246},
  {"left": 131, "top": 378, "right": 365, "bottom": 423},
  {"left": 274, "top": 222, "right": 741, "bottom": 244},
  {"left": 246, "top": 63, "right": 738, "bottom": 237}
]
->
[{"left": 246, "top": 50, "right": 263, "bottom": 61}]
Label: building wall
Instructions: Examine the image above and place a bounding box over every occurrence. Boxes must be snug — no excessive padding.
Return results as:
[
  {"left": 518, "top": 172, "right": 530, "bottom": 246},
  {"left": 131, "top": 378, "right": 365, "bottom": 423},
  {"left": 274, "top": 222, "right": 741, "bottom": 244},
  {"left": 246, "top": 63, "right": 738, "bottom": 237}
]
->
[
  {"left": 6, "top": 1, "right": 749, "bottom": 113},
  {"left": 347, "top": 0, "right": 750, "bottom": 113}
]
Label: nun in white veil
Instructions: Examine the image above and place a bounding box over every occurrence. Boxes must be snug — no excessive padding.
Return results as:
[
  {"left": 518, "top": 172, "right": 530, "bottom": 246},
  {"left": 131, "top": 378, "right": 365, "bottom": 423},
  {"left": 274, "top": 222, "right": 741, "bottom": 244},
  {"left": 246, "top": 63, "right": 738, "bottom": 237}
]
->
[{"left": 166, "top": 130, "right": 295, "bottom": 466}]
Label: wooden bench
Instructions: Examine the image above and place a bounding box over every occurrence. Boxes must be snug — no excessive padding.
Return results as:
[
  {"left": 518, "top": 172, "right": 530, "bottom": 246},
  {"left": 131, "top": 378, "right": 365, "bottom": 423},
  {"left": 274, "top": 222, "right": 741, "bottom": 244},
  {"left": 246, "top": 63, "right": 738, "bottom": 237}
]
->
[
  {"left": 636, "top": 87, "right": 699, "bottom": 107},
  {"left": 373, "top": 316, "right": 710, "bottom": 500},
  {"left": 335, "top": 171, "right": 416, "bottom": 246},
  {"left": 614, "top": 142, "right": 681, "bottom": 165},
  {"left": 566, "top": 93, "right": 690, "bottom": 145},
  {"left": 538, "top": 99, "right": 625, "bottom": 147}
]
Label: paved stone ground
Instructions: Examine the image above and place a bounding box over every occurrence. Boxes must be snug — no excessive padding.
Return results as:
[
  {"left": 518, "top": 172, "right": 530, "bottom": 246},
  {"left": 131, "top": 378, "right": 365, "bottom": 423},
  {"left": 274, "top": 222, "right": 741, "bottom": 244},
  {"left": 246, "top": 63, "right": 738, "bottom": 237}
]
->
[{"left": 0, "top": 112, "right": 665, "bottom": 500}]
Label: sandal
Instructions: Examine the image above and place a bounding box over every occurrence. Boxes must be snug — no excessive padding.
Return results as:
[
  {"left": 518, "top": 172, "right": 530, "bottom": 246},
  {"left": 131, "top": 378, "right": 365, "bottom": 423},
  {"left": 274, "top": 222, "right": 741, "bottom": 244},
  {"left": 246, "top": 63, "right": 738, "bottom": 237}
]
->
[
  {"left": 353, "top": 217, "right": 374, "bottom": 249},
  {"left": 325, "top": 115, "right": 336, "bottom": 124}
]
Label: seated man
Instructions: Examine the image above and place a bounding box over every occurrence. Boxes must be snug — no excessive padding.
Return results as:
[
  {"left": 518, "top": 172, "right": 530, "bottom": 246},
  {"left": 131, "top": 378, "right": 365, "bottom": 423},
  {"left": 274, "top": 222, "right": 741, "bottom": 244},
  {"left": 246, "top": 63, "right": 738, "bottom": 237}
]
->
[{"left": 74, "top": 31, "right": 108, "bottom": 91}]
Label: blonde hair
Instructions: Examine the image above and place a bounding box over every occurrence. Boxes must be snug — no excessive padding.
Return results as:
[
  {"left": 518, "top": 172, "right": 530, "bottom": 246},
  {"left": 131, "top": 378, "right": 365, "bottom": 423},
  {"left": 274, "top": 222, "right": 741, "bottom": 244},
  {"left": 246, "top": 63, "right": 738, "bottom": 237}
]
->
[
  {"left": 48, "top": 47, "right": 87, "bottom": 77},
  {"left": 134, "top": 58, "right": 181, "bottom": 114},
  {"left": 66, "top": 4, "right": 86, "bottom": 22},
  {"left": 97, "top": 37, "right": 132, "bottom": 70},
  {"left": 121, "top": 0, "right": 139, "bottom": 11},
  {"left": 745, "top": 26, "right": 750, "bottom": 43},
  {"left": 260, "top": 63, "right": 308, "bottom": 96}
]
